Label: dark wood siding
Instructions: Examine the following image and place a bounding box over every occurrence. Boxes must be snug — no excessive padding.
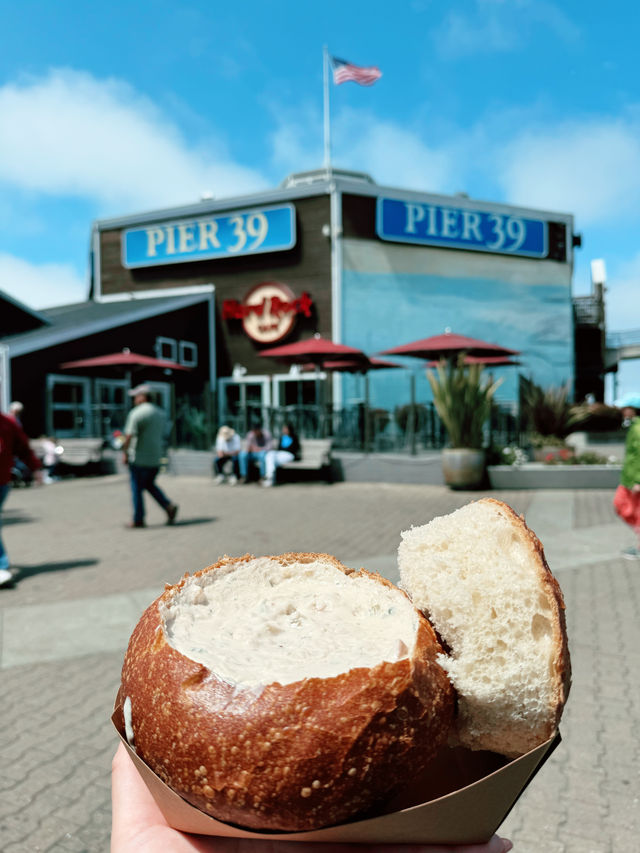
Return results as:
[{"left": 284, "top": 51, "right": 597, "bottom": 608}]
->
[
  {"left": 342, "top": 193, "right": 377, "bottom": 240},
  {"left": 11, "top": 304, "right": 210, "bottom": 437},
  {"left": 99, "top": 196, "right": 332, "bottom": 377}
]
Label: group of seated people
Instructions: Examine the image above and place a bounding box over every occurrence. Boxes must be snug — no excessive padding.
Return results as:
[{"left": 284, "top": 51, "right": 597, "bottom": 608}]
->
[{"left": 214, "top": 422, "right": 301, "bottom": 488}]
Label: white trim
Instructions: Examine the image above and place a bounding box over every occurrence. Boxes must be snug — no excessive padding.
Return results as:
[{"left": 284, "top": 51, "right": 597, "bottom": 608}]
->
[
  {"left": 155, "top": 336, "right": 178, "bottom": 362},
  {"left": 0, "top": 344, "right": 10, "bottom": 411},
  {"left": 218, "top": 375, "right": 272, "bottom": 424},
  {"left": 95, "top": 283, "right": 215, "bottom": 303},
  {"left": 92, "top": 174, "right": 574, "bottom": 236},
  {"left": 178, "top": 340, "right": 198, "bottom": 367},
  {"left": 272, "top": 372, "right": 327, "bottom": 408},
  {"left": 47, "top": 373, "right": 92, "bottom": 437},
  {"left": 330, "top": 182, "right": 343, "bottom": 407},
  {"left": 92, "top": 224, "right": 102, "bottom": 300}
]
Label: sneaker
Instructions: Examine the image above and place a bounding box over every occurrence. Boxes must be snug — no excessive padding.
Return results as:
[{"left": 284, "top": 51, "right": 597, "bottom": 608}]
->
[
  {"left": 126, "top": 521, "right": 146, "bottom": 529},
  {"left": 261, "top": 478, "right": 274, "bottom": 488},
  {"left": 166, "top": 504, "right": 179, "bottom": 525},
  {"left": 0, "top": 568, "right": 14, "bottom": 588},
  {"left": 213, "top": 474, "right": 225, "bottom": 485},
  {"left": 622, "top": 546, "right": 640, "bottom": 559},
  {"left": 228, "top": 474, "right": 238, "bottom": 486}
]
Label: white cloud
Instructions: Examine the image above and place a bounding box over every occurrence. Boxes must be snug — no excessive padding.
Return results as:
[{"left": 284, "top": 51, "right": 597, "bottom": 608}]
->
[
  {"left": 435, "top": 0, "right": 580, "bottom": 58},
  {"left": 335, "top": 110, "right": 455, "bottom": 192},
  {"left": 0, "top": 253, "right": 86, "bottom": 309},
  {"left": 269, "top": 105, "right": 455, "bottom": 193},
  {"left": 497, "top": 117, "right": 640, "bottom": 224},
  {"left": 0, "top": 69, "right": 268, "bottom": 212}
]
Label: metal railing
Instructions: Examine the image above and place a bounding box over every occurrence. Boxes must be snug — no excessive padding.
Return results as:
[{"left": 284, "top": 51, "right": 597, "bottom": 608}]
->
[{"left": 173, "top": 395, "right": 522, "bottom": 454}]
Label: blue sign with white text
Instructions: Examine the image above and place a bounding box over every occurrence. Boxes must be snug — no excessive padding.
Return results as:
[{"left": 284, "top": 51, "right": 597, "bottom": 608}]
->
[
  {"left": 376, "top": 197, "right": 548, "bottom": 258},
  {"left": 122, "top": 203, "right": 296, "bottom": 268}
]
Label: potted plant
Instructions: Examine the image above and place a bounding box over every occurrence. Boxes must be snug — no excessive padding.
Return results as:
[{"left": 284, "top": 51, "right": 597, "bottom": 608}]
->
[
  {"left": 519, "top": 378, "right": 573, "bottom": 459},
  {"left": 428, "top": 356, "right": 502, "bottom": 489}
]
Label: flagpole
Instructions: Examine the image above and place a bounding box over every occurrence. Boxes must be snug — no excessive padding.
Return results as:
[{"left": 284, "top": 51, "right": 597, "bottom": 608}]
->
[{"left": 323, "top": 45, "right": 331, "bottom": 171}]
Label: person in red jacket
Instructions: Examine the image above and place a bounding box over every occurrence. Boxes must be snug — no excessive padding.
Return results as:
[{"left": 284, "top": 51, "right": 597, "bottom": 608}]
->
[{"left": 0, "top": 412, "right": 42, "bottom": 587}]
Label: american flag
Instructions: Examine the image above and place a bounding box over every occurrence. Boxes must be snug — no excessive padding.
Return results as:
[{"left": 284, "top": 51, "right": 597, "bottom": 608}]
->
[{"left": 331, "top": 56, "right": 382, "bottom": 86}]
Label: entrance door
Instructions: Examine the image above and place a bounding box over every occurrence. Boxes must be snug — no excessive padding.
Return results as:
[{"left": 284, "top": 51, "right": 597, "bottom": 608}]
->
[
  {"left": 272, "top": 370, "right": 327, "bottom": 437},
  {"left": 47, "top": 374, "right": 92, "bottom": 437},
  {"left": 95, "top": 379, "right": 129, "bottom": 437},
  {"left": 218, "top": 376, "right": 271, "bottom": 435}
]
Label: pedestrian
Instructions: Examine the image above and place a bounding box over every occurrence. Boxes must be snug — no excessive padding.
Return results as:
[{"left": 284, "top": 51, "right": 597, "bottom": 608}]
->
[
  {"left": 7, "top": 401, "right": 24, "bottom": 425},
  {"left": 238, "top": 422, "right": 273, "bottom": 483},
  {"left": 121, "top": 385, "right": 178, "bottom": 529},
  {"left": 213, "top": 425, "right": 241, "bottom": 484},
  {"left": 613, "top": 392, "right": 640, "bottom": 559},
  {"left": 262, "top": 422, "right": 301, "bottom": 487},
  {"left": 0, "top": 412, "right": 42, "bottom": 587}
]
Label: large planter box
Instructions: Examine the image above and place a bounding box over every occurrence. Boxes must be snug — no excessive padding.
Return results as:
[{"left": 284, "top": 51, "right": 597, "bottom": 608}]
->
[{"left": 487, "top": 463, "right": 621, "bottom": 490}]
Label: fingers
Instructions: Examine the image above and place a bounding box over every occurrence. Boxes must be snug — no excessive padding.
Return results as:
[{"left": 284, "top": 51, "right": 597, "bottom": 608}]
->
[{"left": 111, "top": 743, "right": 168, "bottom": 843}]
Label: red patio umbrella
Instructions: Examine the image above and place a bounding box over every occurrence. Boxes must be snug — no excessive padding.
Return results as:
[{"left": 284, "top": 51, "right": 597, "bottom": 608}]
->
[
  {"left": 259, "top": 334, "right": 368, "bottom": 365},
  {"left": 302, "top": 356, "right": 402, "bottom": 373},
  {"left": 60, "top": 350, "right": 191, "bottom": 372},
  {"left": 379, "top": 330, "right": 520, "bottom": 360},
  {"left": 424, "top": 355, "right": 521, "bottom": 368}
]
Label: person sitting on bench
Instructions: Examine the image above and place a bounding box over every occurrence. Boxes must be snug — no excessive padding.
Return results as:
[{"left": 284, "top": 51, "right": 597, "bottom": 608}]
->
[{"left": 262, "top": 423, "right": 301, "bottom": 487}]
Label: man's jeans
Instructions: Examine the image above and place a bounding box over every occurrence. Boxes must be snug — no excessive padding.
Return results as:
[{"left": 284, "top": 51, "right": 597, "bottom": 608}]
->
[
  {"left": 238, "top": 451, "right": 267, "bottom": 480},
  {"left": 0, "top": 483, "right": 10, "bottom": 570},
  {"left": 129, "top": 465, "right": 170, "bottom": 524}
]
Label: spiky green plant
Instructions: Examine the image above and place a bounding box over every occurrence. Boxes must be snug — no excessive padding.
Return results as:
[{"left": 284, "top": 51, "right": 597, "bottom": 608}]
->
[
  {"left": 427, "top": 356, "right": 503, "bottom": 449},
  {"left": 520, "top": 377, "right": 573, "bottom": 438}
]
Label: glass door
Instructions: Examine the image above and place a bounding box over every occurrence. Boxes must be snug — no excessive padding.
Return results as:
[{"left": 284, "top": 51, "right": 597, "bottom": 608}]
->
[
  {"left": 95, "top": 379, "right": 129, "bottom": 437},
  {"left": 218, "top": 376, "right": 271, "bottom": 436},
  {"left": 46, "top": 374, "right": 92, "bottom": 437}
]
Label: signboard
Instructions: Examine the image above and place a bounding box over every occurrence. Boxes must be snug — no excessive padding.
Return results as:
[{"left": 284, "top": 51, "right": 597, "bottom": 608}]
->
[
  {"left": 222, "top": 282, "right": 313, "bottom": 344},
  {"left": 376, "top": 197, "right": 548, "bottom": 258},
  {"left": 122, "top": 203, "right": 296, "bottom": 269}
]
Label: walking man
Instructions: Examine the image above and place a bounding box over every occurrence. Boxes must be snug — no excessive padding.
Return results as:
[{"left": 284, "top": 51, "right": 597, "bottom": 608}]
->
[
  {"left": 0, "top": 412, "right": 42, "bottom": 587},
  {"left": 121, "top": 385, "right": 178, "bottom": 529}
]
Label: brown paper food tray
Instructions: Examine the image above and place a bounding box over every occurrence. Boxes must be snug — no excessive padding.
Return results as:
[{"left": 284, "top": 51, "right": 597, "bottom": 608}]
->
[{"left": 113, "top": 714, "right": 560, "bottom": 844}]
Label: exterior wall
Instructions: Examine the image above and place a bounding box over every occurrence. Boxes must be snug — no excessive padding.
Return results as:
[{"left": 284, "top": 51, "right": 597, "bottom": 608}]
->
[
  {"left": 98, "top": 196, "right": 332, "bottom": 378},
  {"left": 10, "top": 304, "right": 211, "bottom": 437},
  {"left": 339, "top": 193, "right": 574, "bottom": 413}
]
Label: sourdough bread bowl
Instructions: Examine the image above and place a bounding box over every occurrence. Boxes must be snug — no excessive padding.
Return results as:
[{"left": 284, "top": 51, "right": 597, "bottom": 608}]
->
[
  {"left": 114, "top": 552, "right": 455, "bottom": 832},
  {"left": 399, "top": 498, "right": 571, "bottom": 757}
]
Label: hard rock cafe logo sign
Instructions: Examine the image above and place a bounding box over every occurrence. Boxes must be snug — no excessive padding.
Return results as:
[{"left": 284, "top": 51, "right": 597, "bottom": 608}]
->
[{"left": 222, "top": 282, "right": 313, "bottom": 344}]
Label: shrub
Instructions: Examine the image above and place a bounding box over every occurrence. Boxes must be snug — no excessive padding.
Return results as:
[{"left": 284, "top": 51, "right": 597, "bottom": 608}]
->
[
  {"left": 427, "top": 357, "right": 502, "bottom": 449},
  {"left": 520, "top": 377, "right": 573, "bottom": 438}
]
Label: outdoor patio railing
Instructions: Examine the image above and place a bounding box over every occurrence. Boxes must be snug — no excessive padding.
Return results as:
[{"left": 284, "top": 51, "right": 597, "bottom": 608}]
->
[{"left": 173, "top": 395, "right": 522, "bottom": 455}]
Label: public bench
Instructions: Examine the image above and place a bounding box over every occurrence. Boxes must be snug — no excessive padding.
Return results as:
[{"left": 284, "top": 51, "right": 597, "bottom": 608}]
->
[
  {"left": 30, "top": 437, "right": 109, "bottom": 475},
  {"left": 276, "top": 438, "right": 333, "bottom": 483}
]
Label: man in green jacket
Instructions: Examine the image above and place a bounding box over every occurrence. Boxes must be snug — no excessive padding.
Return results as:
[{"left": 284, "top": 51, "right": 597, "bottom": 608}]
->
[
  {"left": 122, "top": 385, "right": 178, "bottom": 529},
  {"left": 613, "top": 392, "right": 640, "bottom": 558}
]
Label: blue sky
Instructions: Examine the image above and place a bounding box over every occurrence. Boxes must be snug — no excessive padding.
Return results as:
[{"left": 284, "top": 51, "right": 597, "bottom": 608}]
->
[{"left": 1, "top": 0, "right": 639, "bottom": 397}]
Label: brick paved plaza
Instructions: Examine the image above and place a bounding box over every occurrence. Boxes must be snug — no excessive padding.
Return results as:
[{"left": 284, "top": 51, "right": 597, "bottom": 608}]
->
[{"left": 1, "top": 472, "right": 638, "bottom": 852}]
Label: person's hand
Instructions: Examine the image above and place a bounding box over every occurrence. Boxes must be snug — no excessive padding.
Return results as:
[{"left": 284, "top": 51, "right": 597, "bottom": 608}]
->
[
  {"left": 632, "top": 483, "right": 640, "bottom": 493},
  {"left": 111, "top": 744, "right": 513, "bottom": 853}
]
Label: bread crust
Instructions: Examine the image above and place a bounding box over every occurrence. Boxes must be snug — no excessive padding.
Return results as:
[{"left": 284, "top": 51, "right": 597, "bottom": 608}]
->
[
  {"left": 400, "top": 499, "right": 571, "bottom": 757},
  {"left": 482, "top": 499, "right": 572, "bottom": 737},
  {"left": 115, "top": 552, "right": 454, "bottom": 831}
]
